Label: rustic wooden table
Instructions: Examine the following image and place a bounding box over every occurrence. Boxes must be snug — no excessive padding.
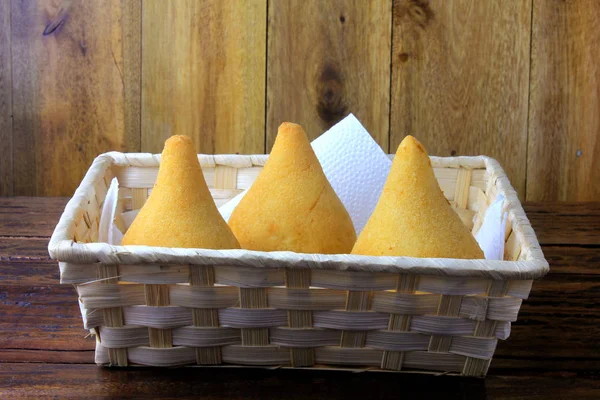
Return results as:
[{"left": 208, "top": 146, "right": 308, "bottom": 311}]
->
[{"left": 0, "top": 198, "right": 598, "bottom": 399}]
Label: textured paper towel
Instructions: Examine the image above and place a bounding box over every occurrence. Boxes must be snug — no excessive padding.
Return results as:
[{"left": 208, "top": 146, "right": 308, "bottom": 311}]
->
[
  {"left": 475, "top": 194, "right": 507, "bottom": 260},
  {"left": 218, "top": 114, "right": 392, "bottom": 234},
  {"left": 98, "top": 178, "right": 123, "bottom": 245}
]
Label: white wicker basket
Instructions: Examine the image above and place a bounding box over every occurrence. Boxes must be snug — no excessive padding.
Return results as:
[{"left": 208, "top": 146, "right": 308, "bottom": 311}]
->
[{"left": 48, "top": 152, "right": 548, "bottom": 376}]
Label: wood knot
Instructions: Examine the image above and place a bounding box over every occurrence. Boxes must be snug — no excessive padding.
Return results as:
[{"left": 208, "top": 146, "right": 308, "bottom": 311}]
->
[
  {"left": 395, "top": 0, "right": 434, "bottom": 29},
  {"left": 315, "top": 64, "right": 347, "bottom": 125},
  {"left": 408, "top": 0, "right": 434, "bottom": 28},
  {"left": 43, "top": 0, "right": 72, "bottom": 36}
]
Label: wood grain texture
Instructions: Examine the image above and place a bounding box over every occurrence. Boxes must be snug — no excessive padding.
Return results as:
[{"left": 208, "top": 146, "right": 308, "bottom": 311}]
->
[
  {"left": 527, "top": 0, "right": 600, "bottom": 201},
  {"left": 0, "top": 349, "right": 94, "bottom": 364},
  {"left": 0, "top": 238, "right": 52, "bottom": 263},
  {"left": 0, "top": 285, "right": 92, "bottom": 351},
  {"left": 10, "top": 0, "right": 141, "bottom": 196},
  {"left": 390, "top": 0, "right": 532, "bottom": 197},
  {"left": 525, "top": 202, "right": 600, "bottom": 246},
  {"left": 0, "top": 2, "right": 12, "bottom": 196},
  {"left": 0, "top": 197, "right": 67, "bottom": 237},
  {"left": 141, "top": 0, "right": 266, "bottom": 154},
  {"left": 267, "top": 0, "right": 391, "bottom": 150}
]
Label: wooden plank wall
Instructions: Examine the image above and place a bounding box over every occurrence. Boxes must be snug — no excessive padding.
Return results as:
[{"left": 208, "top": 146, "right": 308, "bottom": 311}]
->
[{"left": 0, "top": 0, "right": 598, "bottom": 200}]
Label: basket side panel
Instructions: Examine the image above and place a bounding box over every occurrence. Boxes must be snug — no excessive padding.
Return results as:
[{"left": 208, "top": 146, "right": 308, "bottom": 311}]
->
[{"left": 82, "top": 264, "right": 529, "bottom": 374}]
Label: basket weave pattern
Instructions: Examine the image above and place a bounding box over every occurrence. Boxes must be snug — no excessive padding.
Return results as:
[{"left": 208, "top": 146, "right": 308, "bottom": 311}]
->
[{"left": 49, "top": 153, "right": 548, "bottom": 376}]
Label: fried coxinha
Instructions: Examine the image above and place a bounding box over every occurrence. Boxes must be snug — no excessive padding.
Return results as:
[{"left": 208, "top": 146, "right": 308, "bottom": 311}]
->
[
  {"left": 352, "top": 135, "right": 483, "bottom": 259},
  {"left": 122, "top": 135, "right": 240, "bottom": 249},
  {"left": 229, "top": 122, "right": 356, "bottom": 254}
]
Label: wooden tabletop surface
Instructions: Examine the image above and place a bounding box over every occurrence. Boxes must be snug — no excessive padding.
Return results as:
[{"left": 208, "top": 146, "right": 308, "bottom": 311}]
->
[{"left": 0, "top": 197, "right": 598, "bottom": 399}]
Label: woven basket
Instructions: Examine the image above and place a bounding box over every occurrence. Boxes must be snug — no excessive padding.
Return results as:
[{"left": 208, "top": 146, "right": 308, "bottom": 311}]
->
[{"left": 48, "top": 152, "right": 548, "bottom": 376}]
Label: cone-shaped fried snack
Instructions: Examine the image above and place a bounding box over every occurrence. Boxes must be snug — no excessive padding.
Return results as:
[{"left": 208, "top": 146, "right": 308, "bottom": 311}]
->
[
  {"left": 228, "top": 123, "right": 356, "bottom": 253},
  {"left": 122, "top": 135, "right": 240, "bottom": 249},
  {"left": 352, "top": 136, "right": 483, "bottom": 259}
]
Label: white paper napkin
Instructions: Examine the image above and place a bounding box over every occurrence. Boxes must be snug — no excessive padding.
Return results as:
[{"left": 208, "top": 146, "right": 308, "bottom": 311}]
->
[
  {"left": 475, "top": 194, "right": 507, "bottom": 260},
  {"left": 97, "top": 178, "right": 123, "bottom": 245}
]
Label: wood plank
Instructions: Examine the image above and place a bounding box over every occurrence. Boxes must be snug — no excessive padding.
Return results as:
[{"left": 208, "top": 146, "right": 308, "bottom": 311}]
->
[
  {"left": 525, "top": 203, "right": 600, "bottom": 246},
  {"left": 0, "top": 197, "right": 67, "bottom": 237},
  {"left": 0, "top": 363, "right": 598, "bottom": 399},
  {"left": 542, "top": 246, "right": 600, "bottom": 275},
  {"left": 141, "top": 0, "right": 266, "bottom": 154},
  {"left": 267, "top": 0, "right": 391, "bottom": 150},
  {"left": 0, "top": 285, "right": 92, "bottom": 351},
  {"left": 484, "top": 373, "right": 600, "bottom": 400},
  {"left": 390, "top": 0, "right": 531, "bottom": 197},
  {"left": 0, "top": 260, "right": 57, "bottom": 287},
  {"left": 491, "top": 357, "right": 600, "bottom": 373},
  {"left": 11, "top": 0, "right": 141, "bottom": 196},
  {"left": 0, "top": 349, "right": 94, "bottom": 364},
  {"left": 524, "top": 202, "right": 600, "bottom": 217},
  {"left": 527, "top": 0, "right": 600, "bottom": 201},
  {"left": 494, "top": 272, "right": 600, "bottom": 360},
  {"left": 0, "top": 238, "right": 52, "bottom": 261},
  {"left": 0, "top": 1, "right": 12, "bottom": 196}
]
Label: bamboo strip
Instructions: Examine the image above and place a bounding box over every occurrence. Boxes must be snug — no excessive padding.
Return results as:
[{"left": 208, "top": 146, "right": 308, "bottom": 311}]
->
[
  {"left": 268, "top": 287, "right": 346, "bottom": 310},
  {"left": 314, "top": 311, "right": 388, "bottom": 331},
  {"left": 219, "top": 308, "right": 287, "bottom": 328},
  {"left": 371, "top": 289, "right": 437, "bottom": 315},
  {"left": 505, "top": 231, "right": 522, "bottom": 261},
  {"left": 285, "top": 268, "right": 314, "bottom": 367},
  {"left": 189, "top": 265, "right": 222, "bottom": 364},
  {"left": 462, "top": 280, "right": 509, "bottom": 376},
  {"left": 506, "top": 280, "right": 533, "bottom": 299},
  {"left": 79, "top": 300, "right": 104, "bottom": 329},
  {"left": 239, "top": 288, "right": 269, "bottom": 346},
  {"left": 380, "top": 274, "right": 419, "bottom": 370},
  {"left": 170, "top": 285, "right": 238, "bottom": 309},
  {"left": 453, "top": 168, "right": 472, "bottom": 209},
  {"left": 411, "top": 315, "right": 477, "bottom": 336},
  {"left": 312, "top": 270, "right": 397, "bottom": 291},
  {"left": 97, "top": 264, "right": 128, "bottom": 366},
  {"left": 402, "top": 351, "right": 465, "bottom": 373},
  {"left": 216, "top": 266, "right": 284, "bottom": 288},
  {"left": 214, "top": 166, "right": 238, "bottom": 191},
  {"left": 172, "top": 326, "right": 241, "bottom": 348},
  {"left": 145, "top": 284, "right": 172, "bottom": 348},
  {"left": 128, "top": 346, "right": 196, "bottom": 367},
  {"left": 78, "top": 283, "right": 145, "bottom": 308},
  {"left": 428, "top": 295, "right": 463, "bottom": 352},
  {"left": 315, "top": 347, "right": 383, "bottom": 367},
  {"left": 62, "top": 263, "right": 191, "bottom": 285},
  {"left": 99, "top": 326, "right": 150, "bottom": 348},
  {"left": 131, "top": 188, "right": 149, "bottom": 211},
  {"left": 368, "top": 330, "right": 429, "bottom": 352},
  {"left": 122, "top": 306, "right": 192, "bottom": 328},
  {"left": 486, "top": 296, "right": 523, "bottom": 322},
  {"left": 458, "top": 296, "right": 489, "bottom": 322},
  {"left": 221, "top": 345, "right": 290, "bottom": 366},
  {"left": 450, "top": 336, "right": 497, "bottom": 360},
  {"left": 270, "top": 328, "right": 340, "bottom": 348},
  {"left": 418, "top": 276, "right": 490, "bottom": 296}
]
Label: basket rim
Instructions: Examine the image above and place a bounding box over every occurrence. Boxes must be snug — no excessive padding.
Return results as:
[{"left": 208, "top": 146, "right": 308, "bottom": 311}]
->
[{"left": 48, "top": 152, "right": 549, "bottom": 280}]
